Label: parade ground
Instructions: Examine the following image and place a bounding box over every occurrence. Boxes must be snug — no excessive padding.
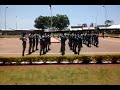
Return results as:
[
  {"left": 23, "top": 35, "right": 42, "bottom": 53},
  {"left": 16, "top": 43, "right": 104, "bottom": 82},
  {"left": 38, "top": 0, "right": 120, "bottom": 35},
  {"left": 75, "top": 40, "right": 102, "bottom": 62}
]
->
[{"left": 0, "top": 37, "right": 120, "bottom": 57}]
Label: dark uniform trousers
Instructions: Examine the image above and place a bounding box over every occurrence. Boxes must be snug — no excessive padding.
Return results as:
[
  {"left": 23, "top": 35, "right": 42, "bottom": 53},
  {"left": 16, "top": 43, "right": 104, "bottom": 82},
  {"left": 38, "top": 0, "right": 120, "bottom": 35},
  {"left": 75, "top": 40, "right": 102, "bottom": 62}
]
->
[
  {"left": 36, "top": 39, "right": 38, "bottom": 50},
  {"left": 40, "top": 38, "right": 45, "bottom": 55},
  {"left": 78, "top": 44, "right": 82, "bottom": 55},
  {"left": 32, "top": 40, "right": 35, "bottom": 52},
  {"left": 22, "top": 41, "right": 26, "bottom": 56},
  {"left": 28, "top": 42, "right": 32, "bottom": 54},
  {"left": 40, "top": 44, "right": 45, "bottom": 55},
  {"left": 61, "top": 44, "right": 65, "bottom": 52}
]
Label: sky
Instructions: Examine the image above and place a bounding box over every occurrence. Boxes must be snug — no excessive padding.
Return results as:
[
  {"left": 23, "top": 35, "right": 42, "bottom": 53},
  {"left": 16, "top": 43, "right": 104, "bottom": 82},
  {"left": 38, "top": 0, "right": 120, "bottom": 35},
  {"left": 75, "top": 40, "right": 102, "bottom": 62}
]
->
[{"left": 0, "top": 5, "right": 120, "bottom": 29}]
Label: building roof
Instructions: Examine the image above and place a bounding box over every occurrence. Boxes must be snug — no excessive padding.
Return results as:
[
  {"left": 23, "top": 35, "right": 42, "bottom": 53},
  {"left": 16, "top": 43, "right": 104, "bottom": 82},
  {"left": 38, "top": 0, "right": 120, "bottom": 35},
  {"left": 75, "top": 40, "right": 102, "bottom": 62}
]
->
[
  {"left": 107, "top": 24, "right": 120, "bottom": 29},
  {"left": 0, "top": 29, "right": 39, "bottom": 31},
  {"left": 70, "top": 27, "right": 95, "bottom": 31},
  {"left": 98, "top": 24, "right": 120, "bottom": 29},
  {"left": 70, "top": 28, "right": 82, "bottom": 31},
  {"left": 71, "top": 26, "right": 82, "bottom": 28},
  {"left": 82, "top": 27, "right": 95, "bottom": 30}
]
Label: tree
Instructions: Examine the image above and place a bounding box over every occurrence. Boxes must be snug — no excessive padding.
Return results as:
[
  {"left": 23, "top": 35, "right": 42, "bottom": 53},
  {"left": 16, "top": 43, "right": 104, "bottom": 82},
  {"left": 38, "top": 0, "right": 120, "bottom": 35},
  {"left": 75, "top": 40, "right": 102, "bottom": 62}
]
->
[
  {"left": 105, "top": 20, "right": 114, "bottom": 26},
  {"left": 53, "top": 14, "right": 70, "bottom": 30},
  {"left": 82, "top": 23, "right": 87, "bottom": 27},
  {"left": 34, "top": 14, "right": 70, "bottom": 31},
  {"left": 52, "top": 16, "right": 58, "bottom": 29},
  {"left": 34, "top": 16, "right": 51, "bottom": 30},
  {"left": 90, "top": 23, "right": 94, "bottom": 27}
]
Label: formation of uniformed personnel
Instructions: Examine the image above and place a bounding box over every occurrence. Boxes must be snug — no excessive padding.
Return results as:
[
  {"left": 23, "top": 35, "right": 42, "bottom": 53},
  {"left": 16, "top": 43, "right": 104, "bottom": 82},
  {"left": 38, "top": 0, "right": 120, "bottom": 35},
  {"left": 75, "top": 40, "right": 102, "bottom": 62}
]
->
[
  {"left": 39, "top": 33, "right": 51, "bottom": 55},
  {"left": 67, "top": 31, "right": 99, "bottom": 55},
  {"left": 28, "top": 31, "right": 44, "bottom": 55},
  {"left": 82, "top": 31, "right": 99, "bottom": 47},
  {"left": 68, "top": 32, "right": 83, "bottom": 55},
  {"left": 59, "top": 33, "right": 67, "bottom": 55},
  {"left": 20, "top": 33, "right": 27, "bottom": 56},
  {"left": 20, "top": 30, "right": 99, "bottom": 56}
]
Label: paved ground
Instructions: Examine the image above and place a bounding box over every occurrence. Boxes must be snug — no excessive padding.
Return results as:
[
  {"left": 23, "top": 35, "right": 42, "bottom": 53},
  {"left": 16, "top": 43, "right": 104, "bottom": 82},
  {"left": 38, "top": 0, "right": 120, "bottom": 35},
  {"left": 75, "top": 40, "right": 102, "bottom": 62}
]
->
[{"left": 0, "top": 37, "right": 120, "bottom": 57}]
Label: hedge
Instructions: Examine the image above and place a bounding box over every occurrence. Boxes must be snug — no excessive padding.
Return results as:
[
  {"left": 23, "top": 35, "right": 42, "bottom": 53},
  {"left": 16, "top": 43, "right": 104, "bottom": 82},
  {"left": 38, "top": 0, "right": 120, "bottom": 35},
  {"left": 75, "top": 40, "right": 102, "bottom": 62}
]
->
[{"left": 0, "top": 54, "right": 120, "bottom": 65}]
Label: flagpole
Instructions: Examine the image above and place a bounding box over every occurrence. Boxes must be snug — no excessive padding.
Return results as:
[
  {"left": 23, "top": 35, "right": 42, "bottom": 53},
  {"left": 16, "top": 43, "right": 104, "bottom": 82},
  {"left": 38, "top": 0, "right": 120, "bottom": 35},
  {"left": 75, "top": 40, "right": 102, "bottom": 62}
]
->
[
  {"left": 16, "top": 16, "right": 17, "bottom": 30},
  {"left": 49, "top": 5, "right": 52, "bottom": 31}
]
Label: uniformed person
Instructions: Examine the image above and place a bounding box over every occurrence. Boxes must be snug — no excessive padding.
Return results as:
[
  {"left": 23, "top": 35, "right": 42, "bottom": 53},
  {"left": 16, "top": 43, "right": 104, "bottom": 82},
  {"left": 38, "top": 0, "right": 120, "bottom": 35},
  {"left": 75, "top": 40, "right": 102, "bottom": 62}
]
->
[
  {"left": 39, "top": 34, "right": 45, "bottom": 55},
  {"left": 44, "top": 33, "right": 48, "bottom": 53},
  {"left": 91, "top": 32, "right": 95, "bottom": 45},
  {"left": 94, "top": 34, "right": 99, "bottom": 47},
  {"left": 35, "top": 33, "right": 39, "bottom": 50},
  {"left": 47, "top": 33, "right": 51, "bottom": 51},
  {"left": 20, "top": 33, "right": 27, "bottom": 56},
  {"left": 68, "top": 32, "right": 73, "bottom": 50},
  {"left": 32, "top": 32, "right": 36, "bottom": 52},
  {"left": 60, "top": 33, "right": 67, "bottom": 55},
  {"left": 28, "top": 32, "right": 33, "bottom": 54},
  {"left": 77, "top": 32, "right": 83, "bottom": 55},
  {"left": 72, "top": 33, "right": 78, "bottom": 54},
  {"left": 86, "top": 32, "right": 91, "bottom": 47}
]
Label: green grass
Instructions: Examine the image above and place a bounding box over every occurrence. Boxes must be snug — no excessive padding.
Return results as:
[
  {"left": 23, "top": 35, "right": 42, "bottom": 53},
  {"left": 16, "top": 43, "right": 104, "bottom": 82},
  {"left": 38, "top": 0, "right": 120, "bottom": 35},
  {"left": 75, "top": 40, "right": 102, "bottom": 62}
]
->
[
  {"left": 0, "top": 64, "right": 120, "bottom": 85},
  {"left": 0, "top": 35, "right": 21, "bottom": 38},
  {"left": 99, "top": 33, "right": 120, "bottom": 38}
]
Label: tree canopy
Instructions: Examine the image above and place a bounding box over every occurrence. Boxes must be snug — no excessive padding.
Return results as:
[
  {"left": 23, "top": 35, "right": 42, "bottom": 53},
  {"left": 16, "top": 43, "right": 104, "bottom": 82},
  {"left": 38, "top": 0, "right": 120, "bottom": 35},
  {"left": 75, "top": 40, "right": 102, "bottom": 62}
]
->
[
  {"left": 105, "top": 20, "right": 114, "bottom": 26},
  {"left": 90, "top": 23, "right": 94, "bottom": 27},
  {"left": 34, "top": 14, "right": 70, "bottom": 30},
  {"left": 82, "top": 23, "right": 87, "bottom": 27}
]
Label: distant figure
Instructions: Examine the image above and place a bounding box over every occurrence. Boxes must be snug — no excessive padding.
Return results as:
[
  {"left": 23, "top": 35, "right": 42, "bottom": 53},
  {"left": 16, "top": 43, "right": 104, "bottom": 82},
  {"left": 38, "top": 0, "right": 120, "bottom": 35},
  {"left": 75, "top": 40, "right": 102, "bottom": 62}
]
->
[{"left": 20, "top": 33, "right": 27, "bottom": 56}]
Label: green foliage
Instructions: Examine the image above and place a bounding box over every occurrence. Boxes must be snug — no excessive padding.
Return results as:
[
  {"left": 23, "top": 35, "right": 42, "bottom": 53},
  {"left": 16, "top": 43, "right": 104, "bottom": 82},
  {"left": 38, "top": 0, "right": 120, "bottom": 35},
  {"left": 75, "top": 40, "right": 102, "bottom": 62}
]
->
[
  {"left": 34, "top": 16, "right": 50, "bottom": 30},
  {"left": 0, "top": 35, "right": 21, "bottom": 38},
  {"left": 82, "top": 23, "right": 87, "bottom": 27},
  {"left": 66, "top": 56, "right": 76, "bottom": 63},
  {"left": 93, "top": 55, "right": 104, "bottom": 64},
  {"left": 108, "top": 55, "right": 120, "bottom": 64},
  {"left": 105, "top": 20, "right": 114, "bottom": 26},
  {"left": 0, "top": 54, "right": 120, "bottom": 65},
  {"left": 80, "top": 55, "right": 93, "bottom": 64},
  {"left": 54, "top": 14, "right": 70, "bottom": 30},
  {"left": 34, "top": 14, "right": 70, "bottom": 30}
]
